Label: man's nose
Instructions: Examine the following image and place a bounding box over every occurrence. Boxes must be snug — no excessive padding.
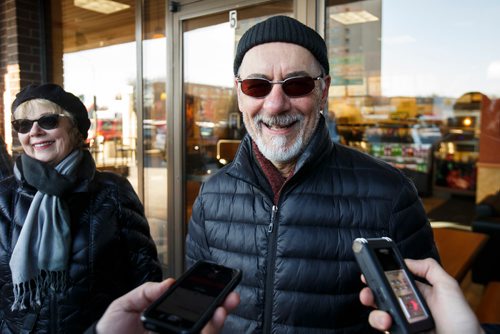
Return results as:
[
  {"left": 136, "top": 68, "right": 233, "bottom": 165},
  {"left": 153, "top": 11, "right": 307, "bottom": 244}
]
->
[{"left": 262, "top": 84, "right": 291, "bottom": 114}]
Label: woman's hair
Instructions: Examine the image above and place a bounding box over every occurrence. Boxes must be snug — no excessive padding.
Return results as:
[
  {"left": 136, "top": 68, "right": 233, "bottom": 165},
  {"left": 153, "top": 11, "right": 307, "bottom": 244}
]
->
[{"left": 13, "top": 99, "right": 84, "bottom": 149}]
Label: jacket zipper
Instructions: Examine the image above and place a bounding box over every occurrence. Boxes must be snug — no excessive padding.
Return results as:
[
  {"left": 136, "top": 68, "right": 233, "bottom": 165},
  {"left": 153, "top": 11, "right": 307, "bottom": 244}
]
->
[
  {"left": 267, "top": 205, "right": 277, "bottom": 233},
  {"left": 263, "top": 205, "right": 279, "bottom": 334}
]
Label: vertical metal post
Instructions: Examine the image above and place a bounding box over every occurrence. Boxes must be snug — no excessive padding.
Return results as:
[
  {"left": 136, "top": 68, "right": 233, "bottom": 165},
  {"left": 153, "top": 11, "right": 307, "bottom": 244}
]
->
[{"left": 135, "top": 0, "right": 145, "bottom": 202}]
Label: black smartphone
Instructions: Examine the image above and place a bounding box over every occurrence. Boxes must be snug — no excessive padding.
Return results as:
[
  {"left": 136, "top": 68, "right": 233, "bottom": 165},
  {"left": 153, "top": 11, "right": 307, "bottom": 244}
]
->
[
  {"left": 141, "top": 260, "right": 242, "bottom": 334},
  {"left": 352, "top": 237, "right": 434, "bottom": 334}
]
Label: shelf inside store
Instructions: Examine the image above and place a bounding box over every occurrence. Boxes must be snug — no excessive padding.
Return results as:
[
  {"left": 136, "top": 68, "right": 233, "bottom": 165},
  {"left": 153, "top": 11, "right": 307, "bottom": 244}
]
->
[
  {"left": 374, "top": 156, "right": 430, "bottom": 173},
  {"left": 433, "top": 185, "right": 476, "bottom": 197},
  {"left": 434, "top": 134, "right": 478, "bottom": 194},
  {"left": 340, "top": 122, "right": 440, "bottom": 196}
]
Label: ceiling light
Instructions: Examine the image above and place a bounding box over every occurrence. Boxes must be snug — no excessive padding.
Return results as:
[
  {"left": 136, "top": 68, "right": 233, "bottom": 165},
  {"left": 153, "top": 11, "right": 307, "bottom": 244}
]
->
[
  {"left": 463, "top": 117, "right": 472, "bottom": 127},
  {"left": 330, "top": 10, "right": 379, "bottom": 25},
  {"left": 74, "top": 0, "right": 130, "bottom": 15}
]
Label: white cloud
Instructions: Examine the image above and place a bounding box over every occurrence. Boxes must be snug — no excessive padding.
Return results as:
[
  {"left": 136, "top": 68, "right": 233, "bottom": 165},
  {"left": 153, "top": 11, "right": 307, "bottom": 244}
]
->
[{"left": 487, "top": 60, "right": 500, "bottom": 79}]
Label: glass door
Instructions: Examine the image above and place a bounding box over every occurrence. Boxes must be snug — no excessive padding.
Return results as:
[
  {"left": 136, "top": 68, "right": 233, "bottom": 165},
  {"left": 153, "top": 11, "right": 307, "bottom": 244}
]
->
[
  {"left": 142, "top": 0, "right": 168, "bottom": 274},
  {"left": 55, "top": 0, "right": 170, "bottom": 275},
  {"left": 181, "top": 1, "right": 294, "bottom": 228},
  {"left": 58, "top": 0, "right": 137, "bottom": 184}
]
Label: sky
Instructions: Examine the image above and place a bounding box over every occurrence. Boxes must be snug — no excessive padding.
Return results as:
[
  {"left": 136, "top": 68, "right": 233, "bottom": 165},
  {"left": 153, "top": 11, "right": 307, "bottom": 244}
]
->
[{"left": 381, "top": 0, "right": 500, "bottom": 98}]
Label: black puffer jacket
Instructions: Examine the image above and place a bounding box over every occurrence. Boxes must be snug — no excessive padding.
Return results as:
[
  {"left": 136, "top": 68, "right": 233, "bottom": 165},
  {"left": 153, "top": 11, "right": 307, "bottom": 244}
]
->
[
  {"left": 186, "top": 116, "right": 439, "bottom": 333},
  {"left": 0, "top": 151, "right": 162, "bottom": 333},
  {"left": 0, "top": 136, "right": 12, "bottom": 178}
]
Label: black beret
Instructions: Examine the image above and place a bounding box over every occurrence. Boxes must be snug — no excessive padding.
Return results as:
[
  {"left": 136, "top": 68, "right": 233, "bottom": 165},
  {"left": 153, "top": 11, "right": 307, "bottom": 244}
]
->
[
  {"left": 233, "top": 15, "right": 329, "bottom": 75},
  {"left": 11, "top": 83, "right": 91, "bottom": 139}
]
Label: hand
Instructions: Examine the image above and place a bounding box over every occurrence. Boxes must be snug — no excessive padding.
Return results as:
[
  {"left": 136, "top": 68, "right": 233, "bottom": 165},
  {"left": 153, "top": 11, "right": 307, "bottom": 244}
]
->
[
  {"left": 95, "top": 278, "right": 240, "bottom": 334},
  {"left": 359, "top": 258, "right": 484, "bottom": 334}
]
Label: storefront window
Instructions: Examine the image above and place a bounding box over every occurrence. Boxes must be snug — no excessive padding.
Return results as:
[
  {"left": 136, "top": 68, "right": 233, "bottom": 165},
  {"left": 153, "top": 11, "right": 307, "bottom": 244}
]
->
[
  {"left": 53, "top": 0, "right": 168, "bottom": 273},
  {"left": 55, "top": 0, "right": 137, "bottom": 184},
  {"left": 325, "top": 0, "right": 500, "bottom": 196},
  {"left": 64, "top": 44, "right": 137, "bottom": 183}
]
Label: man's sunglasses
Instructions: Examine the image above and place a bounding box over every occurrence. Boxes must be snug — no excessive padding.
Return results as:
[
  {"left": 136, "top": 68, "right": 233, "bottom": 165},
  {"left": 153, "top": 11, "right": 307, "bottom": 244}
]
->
[
  {"left": 12, "top": 114, "right": 66, "bottom": 134},
  {"left": 237, "top": 75, "right": 323, "bottom": 98}
]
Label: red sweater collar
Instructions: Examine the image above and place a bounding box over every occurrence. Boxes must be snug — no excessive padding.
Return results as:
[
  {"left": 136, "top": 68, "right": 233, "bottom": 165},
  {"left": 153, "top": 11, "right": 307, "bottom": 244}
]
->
[{"left": 252, "top": 141, "right": 294, "bottom": 204}]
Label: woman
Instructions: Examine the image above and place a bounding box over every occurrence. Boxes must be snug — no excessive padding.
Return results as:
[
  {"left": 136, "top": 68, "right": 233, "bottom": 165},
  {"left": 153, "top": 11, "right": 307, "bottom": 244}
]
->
[{"left": 0, "top": 83, "right": 162, "bottom": 333}]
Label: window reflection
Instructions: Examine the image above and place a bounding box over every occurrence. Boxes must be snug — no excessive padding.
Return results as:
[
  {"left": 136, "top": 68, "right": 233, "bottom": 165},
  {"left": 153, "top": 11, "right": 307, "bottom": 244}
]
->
[
  {"left": 325, "top": 0, "right": 500, "bottom": 196},
  {"left": 59, "top": 0, "right": 137, "bottom": 184},
  {"left": 59, "top": 0, "right": 169, "bottom": 273},
  {"left": 64, "top": 43, "right": 137, "bottom": 185},
  {"left": 183, "top": 22, "right": 240, "bottom": 219}
]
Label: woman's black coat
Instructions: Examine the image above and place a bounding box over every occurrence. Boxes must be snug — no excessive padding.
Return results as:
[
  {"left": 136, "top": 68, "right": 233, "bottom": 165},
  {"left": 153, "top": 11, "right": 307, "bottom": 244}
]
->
[{"left": 0, "top": 152, "right": 162, "bottom": 333}]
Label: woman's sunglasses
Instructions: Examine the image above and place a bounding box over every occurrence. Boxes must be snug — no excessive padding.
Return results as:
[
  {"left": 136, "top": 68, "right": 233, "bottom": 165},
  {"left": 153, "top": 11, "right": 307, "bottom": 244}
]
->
[
  {"left": 237, "top": 75, "right": 323, "bottom": 98},
  {"left": 12, "top": 114, "right": 66, "bottom": 134}
]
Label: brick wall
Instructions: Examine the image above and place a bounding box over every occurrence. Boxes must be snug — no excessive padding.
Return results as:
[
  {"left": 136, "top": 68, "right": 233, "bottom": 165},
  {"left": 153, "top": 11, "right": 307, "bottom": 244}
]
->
[
  {"left": 0, "top": 0, "right": 48, "bottom": 148},
  {"left": 15, "top": 0, "right": 47, "bottom": 86},
  {"left": 0, "top": 0, "right": 15, "bottom": 140}
]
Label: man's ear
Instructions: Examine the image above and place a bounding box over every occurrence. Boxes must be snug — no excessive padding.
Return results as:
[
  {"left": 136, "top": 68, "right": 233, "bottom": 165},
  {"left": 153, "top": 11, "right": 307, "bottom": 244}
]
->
[
  {"left": 234, "top": 79, "right": 243, "bottom": 113},
  {"left": 234, "top": 79, "right": 239, "bottom": 96},
  {"left": 321, "top": 75, "right": 331, "bottom": 105}
]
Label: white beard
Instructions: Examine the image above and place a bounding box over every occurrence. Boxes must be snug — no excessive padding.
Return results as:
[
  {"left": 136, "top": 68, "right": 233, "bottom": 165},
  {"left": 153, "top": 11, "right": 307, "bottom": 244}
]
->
[
  {"left": 254, "top": 127, "right": 305, "bottom": 163},
  {"left": 247, "top": 113, "right": 315, "bottom": 164}
]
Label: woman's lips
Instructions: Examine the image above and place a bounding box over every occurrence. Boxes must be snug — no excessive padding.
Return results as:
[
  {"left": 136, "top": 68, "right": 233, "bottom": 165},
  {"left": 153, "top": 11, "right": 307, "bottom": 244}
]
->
[{"left": 32, "top": 141, "right": 54, "bottom": 149}]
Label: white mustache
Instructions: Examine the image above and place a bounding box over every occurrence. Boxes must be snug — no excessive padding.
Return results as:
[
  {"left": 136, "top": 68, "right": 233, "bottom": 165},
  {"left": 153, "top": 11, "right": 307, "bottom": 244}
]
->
[{"left": 253, "top": 114, "right": 303, "bottom": 127}]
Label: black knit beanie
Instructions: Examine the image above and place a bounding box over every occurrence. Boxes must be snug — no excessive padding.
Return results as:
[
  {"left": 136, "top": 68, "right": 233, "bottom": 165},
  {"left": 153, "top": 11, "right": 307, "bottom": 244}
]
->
[
  {"left": 233, "top": 15, "right": 329, "bottom": 75},
  {"left": 12, "top": 83, "right": 91, "bottom": 139}
]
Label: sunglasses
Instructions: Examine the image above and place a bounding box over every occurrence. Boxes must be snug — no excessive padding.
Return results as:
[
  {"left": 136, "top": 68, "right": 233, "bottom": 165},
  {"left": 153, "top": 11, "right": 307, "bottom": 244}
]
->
[
  {"left": 237, "top": 75, "right": 323, "bottom": 98},
  {"left": 12, "top": 114, "right": 66, "bottom": 134}
]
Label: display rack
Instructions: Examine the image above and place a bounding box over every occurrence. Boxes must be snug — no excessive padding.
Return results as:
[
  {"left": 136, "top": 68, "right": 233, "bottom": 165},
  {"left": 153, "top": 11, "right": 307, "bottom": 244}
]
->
[
  {"left": 339, "top": 122, "right": 442, "bottom": 196},
  {"left": 434, "top": 131, "right": 479, "bottom": 196}
]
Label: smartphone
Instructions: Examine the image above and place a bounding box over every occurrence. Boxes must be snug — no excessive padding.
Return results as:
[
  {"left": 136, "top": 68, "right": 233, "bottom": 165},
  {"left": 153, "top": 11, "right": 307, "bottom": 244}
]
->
[
  {"left": 141, "top": 260, "right": 242, "bottom": 334},
  {"left": 352, "top": 237, "right": 434, "bottom": 334}
]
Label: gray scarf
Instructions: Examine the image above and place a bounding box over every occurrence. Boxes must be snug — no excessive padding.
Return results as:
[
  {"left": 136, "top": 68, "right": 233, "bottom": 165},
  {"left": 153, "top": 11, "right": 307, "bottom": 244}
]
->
[{"left": 10, "top": 150, "right": 83, "bottom": 310}]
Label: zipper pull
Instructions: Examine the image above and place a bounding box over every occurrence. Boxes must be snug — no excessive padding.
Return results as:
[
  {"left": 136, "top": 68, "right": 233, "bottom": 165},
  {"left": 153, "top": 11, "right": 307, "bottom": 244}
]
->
[{"left": 268, "top": 205, "right": 278, "bottom": 233}]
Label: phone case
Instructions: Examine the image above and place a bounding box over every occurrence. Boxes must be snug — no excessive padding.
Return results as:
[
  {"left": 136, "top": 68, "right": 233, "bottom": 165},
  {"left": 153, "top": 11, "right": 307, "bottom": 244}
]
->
[
  {"left": 353, "top": 237, "right": 434, "bottom": 334},
  {"left": 141, "top": 260, "right": 242, "bottom": 334}
]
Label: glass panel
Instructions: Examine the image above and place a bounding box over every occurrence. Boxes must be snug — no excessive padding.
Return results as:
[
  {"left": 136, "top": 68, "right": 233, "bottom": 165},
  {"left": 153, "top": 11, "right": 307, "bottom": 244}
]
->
[
  {"left": 325, "top": 0, "right": 500, "bottom": 197},
  {"left": 183, "top": 1, "right": 294, "bottom": 223},
  {"left": 60, "top": 0, "right": 137, "bottom": 186},
  {"left": 56, "top": 0, "right": 168, "bottom": 273},
  {"left": 143, "top": 0, "right": 168, "bottom": 273}
]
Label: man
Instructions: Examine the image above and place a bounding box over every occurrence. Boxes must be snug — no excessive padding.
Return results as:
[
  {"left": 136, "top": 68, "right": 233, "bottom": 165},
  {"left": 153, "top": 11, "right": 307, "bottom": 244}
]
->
[{"left": 186, "top": 15, "right": 438, "bottom": 333}]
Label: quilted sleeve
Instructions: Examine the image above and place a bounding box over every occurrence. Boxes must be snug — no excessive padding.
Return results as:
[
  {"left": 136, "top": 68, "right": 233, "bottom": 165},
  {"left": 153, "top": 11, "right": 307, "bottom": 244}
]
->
[
  {"left": 116, "top": 177, "right": 163, "bottom": 284},
  {"left": 390, "top": 175, "right": 440, "bottom": 262}
]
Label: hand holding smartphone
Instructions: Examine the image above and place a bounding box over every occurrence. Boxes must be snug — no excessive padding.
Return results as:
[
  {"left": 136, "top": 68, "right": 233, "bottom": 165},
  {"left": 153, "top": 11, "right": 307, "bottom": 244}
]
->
[
  {"left": 353, "top": 237, "right": 434, "bottom": 334},
  {"left": 141, "top": 260, "right": 242, "bottom": 334}
]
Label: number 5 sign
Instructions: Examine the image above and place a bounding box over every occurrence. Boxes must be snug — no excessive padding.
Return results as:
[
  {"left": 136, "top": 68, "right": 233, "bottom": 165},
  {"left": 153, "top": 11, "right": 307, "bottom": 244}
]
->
[{"left": 229, "top": 10, "right": 237, "bottom": 29}]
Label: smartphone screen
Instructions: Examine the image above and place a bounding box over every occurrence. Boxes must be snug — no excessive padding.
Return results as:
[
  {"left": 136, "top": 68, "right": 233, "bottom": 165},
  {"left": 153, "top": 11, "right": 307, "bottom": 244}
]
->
[
  {"left": 142, "top": 260, "right": 242, "bottom": 334},
  {"left": 375, "top": 247, "right": 428, "bottom": 323}
]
